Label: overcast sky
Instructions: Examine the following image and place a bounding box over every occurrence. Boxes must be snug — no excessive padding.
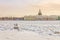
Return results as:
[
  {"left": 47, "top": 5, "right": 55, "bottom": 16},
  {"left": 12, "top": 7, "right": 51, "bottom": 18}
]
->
[{"left": 0, "top": 0, "right": 60, "bottom": 17}]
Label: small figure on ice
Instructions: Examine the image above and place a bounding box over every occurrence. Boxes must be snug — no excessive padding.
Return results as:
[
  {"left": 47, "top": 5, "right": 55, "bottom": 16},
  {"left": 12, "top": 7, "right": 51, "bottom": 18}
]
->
[{"left": 13, "top": 23, "right": 19, "bottom": 31}]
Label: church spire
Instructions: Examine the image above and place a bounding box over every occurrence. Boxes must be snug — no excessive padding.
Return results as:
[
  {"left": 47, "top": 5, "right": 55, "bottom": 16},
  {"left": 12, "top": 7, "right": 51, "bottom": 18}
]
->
[{"left": 38, "top": 9, "right": 42, "bottom": 15}]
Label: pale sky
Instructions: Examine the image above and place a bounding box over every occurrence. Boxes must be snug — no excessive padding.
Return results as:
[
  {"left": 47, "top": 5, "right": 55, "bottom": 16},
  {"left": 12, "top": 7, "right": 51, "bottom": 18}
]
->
[{"left": 0, "top": 0, "right": 60, "bottom": 17}]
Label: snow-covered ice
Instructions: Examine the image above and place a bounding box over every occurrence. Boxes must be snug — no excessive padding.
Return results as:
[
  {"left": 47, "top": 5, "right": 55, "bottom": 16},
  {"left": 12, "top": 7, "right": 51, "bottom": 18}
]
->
[{"left": 0, "top": 21, "right": 60, "bottom": 40}]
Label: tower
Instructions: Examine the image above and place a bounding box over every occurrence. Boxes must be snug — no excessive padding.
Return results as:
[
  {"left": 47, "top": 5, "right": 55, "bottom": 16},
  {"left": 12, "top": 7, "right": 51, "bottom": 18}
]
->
[{"left": 38, "top": 9, "right": 42, "bottom": 15}]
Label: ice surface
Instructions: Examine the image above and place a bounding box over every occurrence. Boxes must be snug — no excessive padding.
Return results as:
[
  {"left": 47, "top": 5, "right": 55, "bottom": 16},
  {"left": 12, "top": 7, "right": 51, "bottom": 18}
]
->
[{"left": 0, "top": 21, "right": 60, "bottom": 40}]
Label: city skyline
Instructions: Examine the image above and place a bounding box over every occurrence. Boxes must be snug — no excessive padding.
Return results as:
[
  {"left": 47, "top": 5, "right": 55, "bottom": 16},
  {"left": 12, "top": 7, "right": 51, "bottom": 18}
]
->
[{"left": 0, "top": 0, "right": 60, "bottom": 17}]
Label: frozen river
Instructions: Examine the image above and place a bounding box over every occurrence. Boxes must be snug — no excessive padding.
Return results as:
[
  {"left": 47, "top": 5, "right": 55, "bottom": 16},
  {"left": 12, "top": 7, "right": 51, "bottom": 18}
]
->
[{"left": 0, "top": 21, "right": 60, "bottom": 40}]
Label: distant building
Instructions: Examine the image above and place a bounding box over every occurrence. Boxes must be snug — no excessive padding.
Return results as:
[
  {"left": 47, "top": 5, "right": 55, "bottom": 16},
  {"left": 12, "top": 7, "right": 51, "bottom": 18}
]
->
[
  {"left": 24, "top": 9, "right": 58, "bottom": 20},
  {"left": 35, "top": 15, "right": 48, "bottom": 20},
  {"left": 48, "top": 15, "right": 58, "bottom": 20},
  {"left": 24, "top": 9, "right": 43, "bottom": 20},
  {"left": 24, "top": 16, "right": 36, "bottom": 20},
  {"left": 38, "top": 9, "right": 42, "bottom": 15}
]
